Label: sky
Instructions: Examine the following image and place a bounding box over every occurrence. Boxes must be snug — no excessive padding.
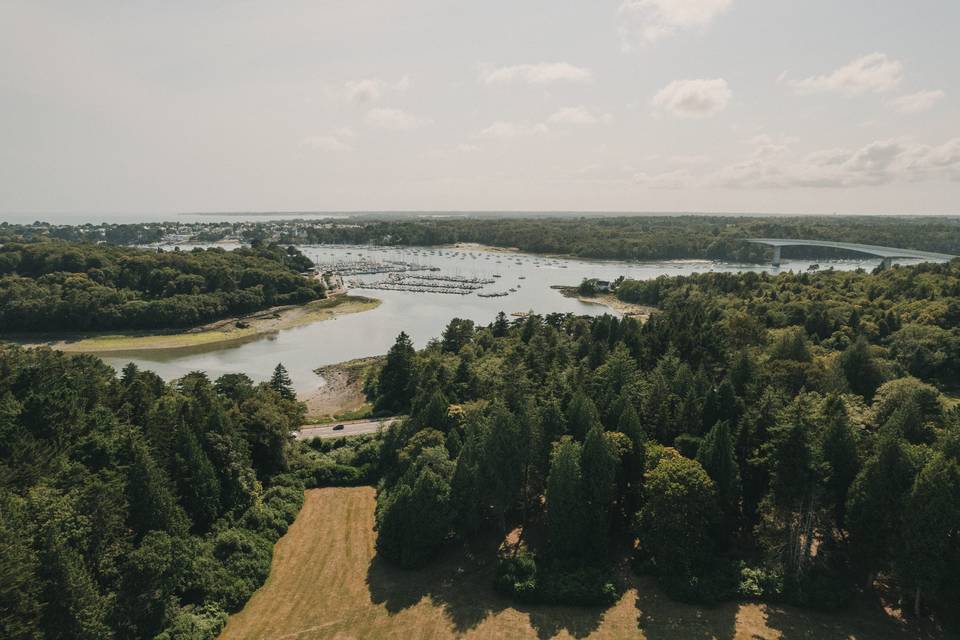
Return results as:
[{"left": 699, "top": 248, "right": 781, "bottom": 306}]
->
[{"left": 1, "top": 0, "right": 959, "bottom": 219}]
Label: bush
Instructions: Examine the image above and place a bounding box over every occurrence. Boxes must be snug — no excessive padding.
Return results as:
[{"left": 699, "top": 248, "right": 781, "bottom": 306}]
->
[
  {"left": 155, "top": 603, "right": 228, "bottom": 640},
  {"left": 311, "top": 462, "right": 364, "bottom": 486},
  {"left": 208, "top": 528, "right": 273, "bottom": 610},
  {"left": 496, "top": 553, "right": 620, "bottom": 607}
]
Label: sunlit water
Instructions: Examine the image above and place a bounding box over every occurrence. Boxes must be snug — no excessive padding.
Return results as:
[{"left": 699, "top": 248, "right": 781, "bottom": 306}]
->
[{"left": 92, "top": 245, "right": 892, "bottom": 394}]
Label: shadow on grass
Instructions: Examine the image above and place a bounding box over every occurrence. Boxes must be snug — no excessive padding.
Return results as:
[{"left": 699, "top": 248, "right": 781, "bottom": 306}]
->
[
  {"left": 365, "top": 534, "right": 606, "bottom": 639},
  {"left": 632, "top": 576, "right": 737, "bottom": 640}
]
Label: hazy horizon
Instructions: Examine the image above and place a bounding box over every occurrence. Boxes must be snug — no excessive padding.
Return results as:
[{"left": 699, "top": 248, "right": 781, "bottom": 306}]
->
[{"left": 2, "top": 1, "right": 958, "bottom": 217}]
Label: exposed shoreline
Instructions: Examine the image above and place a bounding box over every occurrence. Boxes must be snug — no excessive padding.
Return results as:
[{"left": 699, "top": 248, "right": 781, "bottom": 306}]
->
[
  {"left": 557, "top": 287, "right": 656, "bottom": 318},
  {"left": 303, "top": 356, "right": 384, "bottom": 422},
  {"left": 9, "top": 294, "right": 381, "bottom": 354}
]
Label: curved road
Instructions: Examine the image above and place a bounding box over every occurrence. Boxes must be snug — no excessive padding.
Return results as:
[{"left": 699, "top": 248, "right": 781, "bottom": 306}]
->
[{"left": 295, "top": 417, "right": 399, "bottom": 440}]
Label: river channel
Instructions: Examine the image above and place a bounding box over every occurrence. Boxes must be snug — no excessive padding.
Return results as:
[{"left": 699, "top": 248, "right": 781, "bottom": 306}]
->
[{"left": 92, "top": 245, "right": 889, "bottom": 394}]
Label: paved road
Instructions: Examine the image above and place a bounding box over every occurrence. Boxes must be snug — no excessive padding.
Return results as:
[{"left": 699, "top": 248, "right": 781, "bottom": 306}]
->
[{"left": 296, "top": 417, "right": 399, "bottom": 440}]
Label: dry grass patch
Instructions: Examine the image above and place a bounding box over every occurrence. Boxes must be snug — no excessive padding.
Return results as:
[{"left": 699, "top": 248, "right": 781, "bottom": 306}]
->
[{"left": 220, "top": 487, "right": 920, "bottom": 640}]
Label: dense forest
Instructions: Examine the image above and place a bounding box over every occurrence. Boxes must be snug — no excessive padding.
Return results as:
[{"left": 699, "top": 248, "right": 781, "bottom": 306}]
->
[
  {"left": 0, "top": 350, "right": 378, "bottom": 639},
  {"left": 363, "top": 258, "right": 960, "bottom": 621},
  {"left": 6, "top": 216, "right": 959, "bottom": 264},
  {"left": 285, "top": 215, "right": 960, "bottom": 262},
  {"left": 0, "top": 241, "right": 321, "bottom": 332}
]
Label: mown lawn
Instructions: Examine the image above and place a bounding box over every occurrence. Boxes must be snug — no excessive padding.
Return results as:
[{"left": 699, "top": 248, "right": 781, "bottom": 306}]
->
[{"left": 219, "top": 487, "right": 922, "bottom": 640}]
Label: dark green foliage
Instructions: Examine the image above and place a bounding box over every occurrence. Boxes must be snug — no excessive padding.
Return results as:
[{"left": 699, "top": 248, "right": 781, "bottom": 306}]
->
[
  {"left": 697, "top": 421, "right": 741, "bottom": 543},
  {"left": 846, "top": 435, "right": 917, "bottom": 581},
  {"left": 269, "top": 363, "right": 295, "bottom": 401},
  {"left": 0, "top": 344, "right": 310, "bottom": 640},
  {"left": 566, "top": 391, "right": 601, "bottom": 440},
  {"left": 545, "top": 438, "right": 585, "bottom": 561},
  {"left": 495, "top": 551, "right": 620, "bottom": 606},
  {"left": 0, "top": 241, "right": 322, "bottom": 332},
  {"left": 375, "top": 332, "right": 417, "bottom": 413},
  {"left": 357, "top": 257, "right": 960, "bottom": 616},
  {"left": 638, "top": 456, "right": 720, "bottom": 593}
]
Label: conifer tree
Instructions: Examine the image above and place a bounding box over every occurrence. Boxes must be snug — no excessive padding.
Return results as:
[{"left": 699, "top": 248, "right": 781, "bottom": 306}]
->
[
  {"left": 697, "top": 420, "right": 741, "bottom": 543},
  {"left": 269, "top": 363, "right": 295, "bottom": 400}
]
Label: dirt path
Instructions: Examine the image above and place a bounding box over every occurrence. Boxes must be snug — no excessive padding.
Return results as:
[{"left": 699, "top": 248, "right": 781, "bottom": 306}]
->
[{"left": 219, "top": 488, "right": 918, "bottom": 640}]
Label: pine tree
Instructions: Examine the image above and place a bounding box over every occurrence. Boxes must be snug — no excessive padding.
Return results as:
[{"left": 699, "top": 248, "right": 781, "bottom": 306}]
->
[
  {"left": 269, "top": 363, "right": 295, "bottom": 400},
  {"left": 820, "top": 395, "right": 859, "bottom": 528},
  {"left": 172, "top": 425, "right": 222, "bottom": 531},
  {"left": 39, "top": 535, "right": 112, "bottom": 640},
  {"left": 581, "top": 426, "right": 618, "bottom": 559},
  {"left": 450, "top": 419, "right": 484, "bottom": 535},
  {"left": 566, "top": 391, "right": 601, "bottom": 440},
  {"left": 846, "top": 434, "right": 917, "bottom": 589},
  {"left": 481, "top": 405, "right": 523, "bottom": 531},
  {"left": 125, "top": 436, "right": 189, "bottom": 539},
  {"left": 546, "top": 438, "right": 585, "bottom": 562},
  {"left": 697, "top": 420, "right": 741, "bottom": 544},
  {"left": 618, "top": 401, "right": 646, "bottom": 513},
  {"left": 376, "top": 332, "right": 417, "bottom": 413},
  {"left": 896, "top": 454, "right": 960, "bottom": 616}
]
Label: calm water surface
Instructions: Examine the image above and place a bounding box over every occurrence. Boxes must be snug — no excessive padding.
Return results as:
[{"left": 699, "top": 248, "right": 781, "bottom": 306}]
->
[{"left": 94, "top": 245, "right": 887, "bottom": 394}]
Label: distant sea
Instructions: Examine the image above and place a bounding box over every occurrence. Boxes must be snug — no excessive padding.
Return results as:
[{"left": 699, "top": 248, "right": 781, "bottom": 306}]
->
[{"left": 4, "top": 211, "right": 955, "bottom": 226}]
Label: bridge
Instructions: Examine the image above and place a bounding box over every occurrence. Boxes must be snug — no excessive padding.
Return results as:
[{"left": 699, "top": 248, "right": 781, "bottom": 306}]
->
[{"left": 745, "top": 238, "right": 956, "bottom": 268}]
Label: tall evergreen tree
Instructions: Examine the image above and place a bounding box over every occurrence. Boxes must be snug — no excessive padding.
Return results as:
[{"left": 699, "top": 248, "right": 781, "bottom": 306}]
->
[
  {"left": 376, "top": 332, "right": 417, "bottom": 413},
  {"left": 896, "top": 454, "right": 960, "bottom": 616},
  {"left": 846, "top": 434, "right": 917, "bottom": 588},
  {"left": 545, "top": 438, "right": 585, "bottom": 562},
  {"left": 172, "top": 425, "right": 222, "bottom": 531},
  {"left": 819, "top": 395, "right": 859, "bottom": 528},
  {"left": 269, "top": 363, "right": 295, "bottom": 400},
  {"left": 581, "top": 426, "right": 618, "bottom": 559},
  {"left": 566, "top": 391, "right": 601, "bottom": 440},
  {"left": 696, "top": 420, "right": 741, "bottom": 544}
]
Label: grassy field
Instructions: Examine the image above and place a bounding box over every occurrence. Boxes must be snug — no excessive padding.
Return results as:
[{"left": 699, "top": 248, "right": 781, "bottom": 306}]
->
[
  {"left": 25, "top": 295, "right": 380, "bottom": 353},
  {"left": 219, "top": 487, "right": 922, "bottom": 640}
]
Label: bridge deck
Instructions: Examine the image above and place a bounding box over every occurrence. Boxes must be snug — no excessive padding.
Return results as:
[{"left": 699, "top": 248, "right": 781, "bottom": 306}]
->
[{"left": 745, "top": 238, "right": 955, "bottom": 261}]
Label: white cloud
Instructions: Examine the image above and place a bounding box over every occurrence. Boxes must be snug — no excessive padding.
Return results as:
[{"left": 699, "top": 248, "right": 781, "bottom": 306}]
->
[
  {"left": 710, "top": 137, "right": 960, "bottom": 188},
  {"left": 341, "top": 76, "right": 411, "bottom": 104},
  {"left": 546, "top": 106, "right": 612, "bottom": 126},
  {"left": 479, "top": 62, "right": 592, "bottom": 85},
  {"left": 652, "top": 78, "right": 731, "bottom": 118},
  {"left": 618, "top": 0, "right": 732, "bottom": 49},
  {"left": 786, "top": 53, "right": 903, "bottom": 96},
  {"left": 364, "top": 107, "right": 431, "bottom": 130},
  {"left": 633, "top": 168, "right": 693, "bottom": 189},
  {"left": 301, "top": 134, "right": 352, "bottom": 152},
  {"left": 458, "top": 143, "right": 480, "bottom": 152},
  {"left": 477, "top": 121, "right": 549, "bottom": 139},
  {"left": 343, "top": 79, "right": 384, "bottom": 104},
  {"left": 888, "top": 89, "right": 945, "bottom": 113}
]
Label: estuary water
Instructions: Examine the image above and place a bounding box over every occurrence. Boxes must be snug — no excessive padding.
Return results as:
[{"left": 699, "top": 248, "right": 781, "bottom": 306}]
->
[{"left": 93, "top": 245, "right": 887, "bottom": 394}]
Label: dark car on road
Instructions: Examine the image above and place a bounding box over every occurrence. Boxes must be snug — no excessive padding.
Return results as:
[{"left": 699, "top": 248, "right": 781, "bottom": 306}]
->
[{"left": 332, "top": 424, "right": 345, "bottom": 431}]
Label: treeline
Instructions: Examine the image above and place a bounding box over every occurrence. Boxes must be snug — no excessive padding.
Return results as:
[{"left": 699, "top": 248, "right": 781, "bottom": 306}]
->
[
  {"left": 615, "top": 260, "right": 960, "bottom": 387},
  {"left": 364, "top": 261, "right": 960, "bottom": 619},
  {"left": 287, "top": 215, "right": 960, "bottom": 262},
  {"left": 0, "top": 241, "right": 321, "bottom": 332},
  {"left": 0, "top": 351, "right": 381, "bottom": 639}
]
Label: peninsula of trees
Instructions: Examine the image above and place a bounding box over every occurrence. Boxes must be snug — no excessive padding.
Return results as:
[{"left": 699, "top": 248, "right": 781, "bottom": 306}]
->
[{"left": 0, "top": 241, "right": 322, "bottom": 332}]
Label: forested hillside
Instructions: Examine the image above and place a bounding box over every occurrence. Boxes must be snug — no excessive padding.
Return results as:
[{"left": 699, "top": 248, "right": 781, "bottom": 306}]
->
[
  {"left": 0, "top": 242, "right": 321, "bottom": 332},
  {"left": 0, "top": 349, "right": 376, "bottom": 639},
  {"left": 365, "top": 259, "right": 960, "bottom": 620}
]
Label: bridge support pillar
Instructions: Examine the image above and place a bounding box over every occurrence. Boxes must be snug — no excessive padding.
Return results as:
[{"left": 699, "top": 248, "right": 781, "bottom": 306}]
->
[
  {"left": 772, "top": 246, "right": 781, "bottom": 267},
  {"left": 881, "top": 257, "right": 893, "bottom": 269}
]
